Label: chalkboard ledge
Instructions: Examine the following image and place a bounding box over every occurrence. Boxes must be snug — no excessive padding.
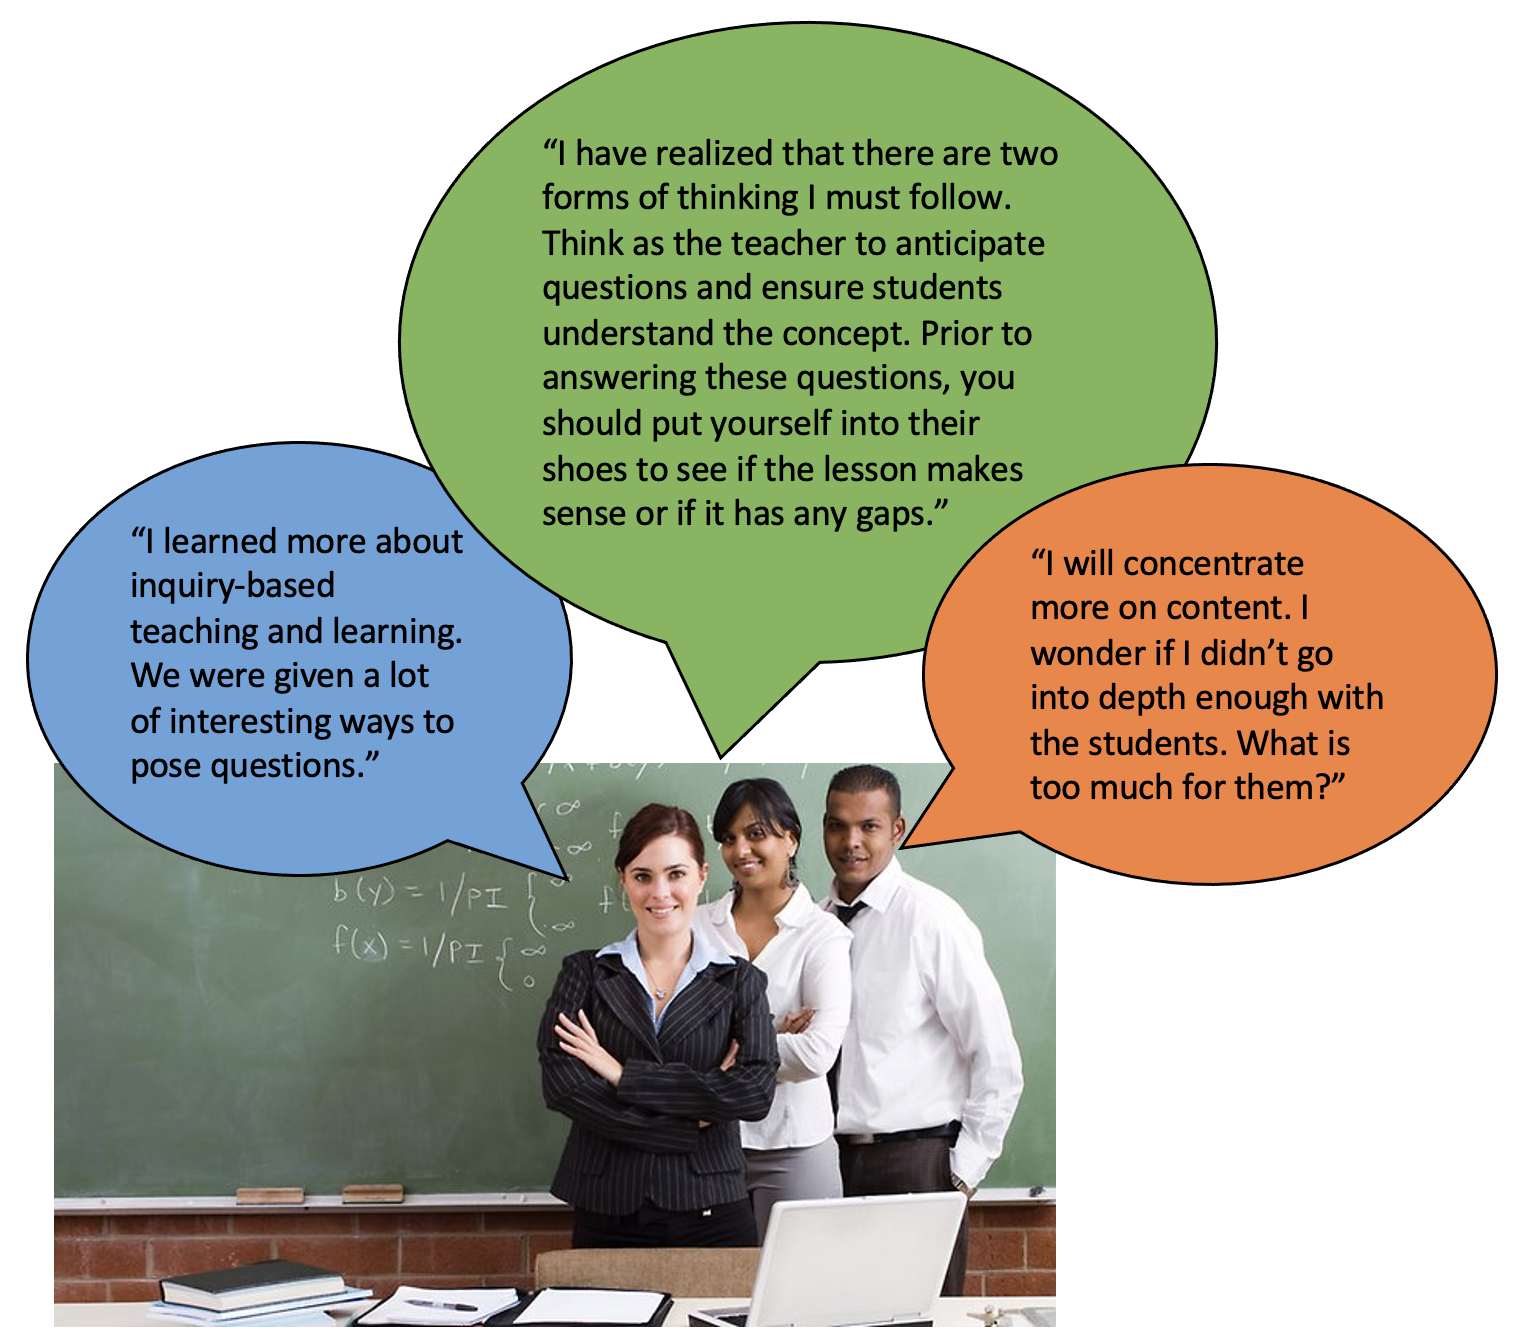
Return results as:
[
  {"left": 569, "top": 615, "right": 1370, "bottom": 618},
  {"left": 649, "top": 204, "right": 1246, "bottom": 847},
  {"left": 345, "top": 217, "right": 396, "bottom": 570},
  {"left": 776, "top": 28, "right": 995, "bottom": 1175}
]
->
[
  {"left": 54, "top": 1188, "right": 1054, "bottom": 1213},
  {"left": 53, "top": 1193, "right": 569, "bottom": 1213}
]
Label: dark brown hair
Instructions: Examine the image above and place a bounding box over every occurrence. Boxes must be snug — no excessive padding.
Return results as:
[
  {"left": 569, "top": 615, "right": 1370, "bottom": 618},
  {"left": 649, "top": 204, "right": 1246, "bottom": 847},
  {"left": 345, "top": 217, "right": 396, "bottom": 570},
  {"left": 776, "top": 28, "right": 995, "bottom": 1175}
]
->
[{"left": 614, "top": 803, "right": 706, "bottom": 872}]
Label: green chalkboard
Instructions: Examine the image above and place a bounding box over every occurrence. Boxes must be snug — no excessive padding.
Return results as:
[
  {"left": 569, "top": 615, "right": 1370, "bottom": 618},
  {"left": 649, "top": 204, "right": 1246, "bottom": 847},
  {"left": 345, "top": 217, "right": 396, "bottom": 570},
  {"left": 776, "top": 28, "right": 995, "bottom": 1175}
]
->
[{"left": 54, "top": 763, "right": 1054, "bottom": 1198}]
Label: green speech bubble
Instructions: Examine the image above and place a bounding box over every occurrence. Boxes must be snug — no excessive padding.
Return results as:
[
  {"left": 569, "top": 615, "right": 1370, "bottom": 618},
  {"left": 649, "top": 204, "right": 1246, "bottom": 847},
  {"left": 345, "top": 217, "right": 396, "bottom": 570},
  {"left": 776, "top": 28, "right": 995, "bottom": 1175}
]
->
[{"left": 401, "top": 22, "right": 1215, "bottom": 752}]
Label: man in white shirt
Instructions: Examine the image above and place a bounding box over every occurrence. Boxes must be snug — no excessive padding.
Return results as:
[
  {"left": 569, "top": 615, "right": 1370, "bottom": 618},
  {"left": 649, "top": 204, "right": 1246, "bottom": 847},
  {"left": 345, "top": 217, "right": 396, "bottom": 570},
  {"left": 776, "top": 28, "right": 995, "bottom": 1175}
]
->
[{"left": 821, "top": 765, "right": 1023, "bottom": 1295}]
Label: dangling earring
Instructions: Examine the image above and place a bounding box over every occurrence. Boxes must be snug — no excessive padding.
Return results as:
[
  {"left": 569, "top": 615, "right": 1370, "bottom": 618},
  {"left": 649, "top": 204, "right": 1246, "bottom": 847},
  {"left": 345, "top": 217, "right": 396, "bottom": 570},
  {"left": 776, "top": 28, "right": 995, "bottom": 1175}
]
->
[{"left": 785, "top": 852, "right": 800, "bottom": 888}]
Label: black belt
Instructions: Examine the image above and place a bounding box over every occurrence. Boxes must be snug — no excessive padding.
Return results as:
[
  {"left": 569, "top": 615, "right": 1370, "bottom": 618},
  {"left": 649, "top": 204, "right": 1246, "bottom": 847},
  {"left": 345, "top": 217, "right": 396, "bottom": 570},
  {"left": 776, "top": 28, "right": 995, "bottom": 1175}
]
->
[{"left": 837, "top": 1122, "right": 959, "bottom": 1146}]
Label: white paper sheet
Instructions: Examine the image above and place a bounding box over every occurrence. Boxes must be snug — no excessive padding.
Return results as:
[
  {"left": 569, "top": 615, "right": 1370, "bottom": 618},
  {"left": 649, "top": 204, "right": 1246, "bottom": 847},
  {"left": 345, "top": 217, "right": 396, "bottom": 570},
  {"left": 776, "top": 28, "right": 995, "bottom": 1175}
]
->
[{"left": 512, "top": 1287, "right": 667, "bottom": 1325}]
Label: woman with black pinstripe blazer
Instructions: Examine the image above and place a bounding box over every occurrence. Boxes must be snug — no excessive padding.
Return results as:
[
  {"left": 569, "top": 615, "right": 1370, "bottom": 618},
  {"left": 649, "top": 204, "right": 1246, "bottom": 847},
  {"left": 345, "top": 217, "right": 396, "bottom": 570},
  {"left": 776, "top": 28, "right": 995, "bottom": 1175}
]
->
[{"left": 538, "top": 803, "right": 779, "bottom": 1247}]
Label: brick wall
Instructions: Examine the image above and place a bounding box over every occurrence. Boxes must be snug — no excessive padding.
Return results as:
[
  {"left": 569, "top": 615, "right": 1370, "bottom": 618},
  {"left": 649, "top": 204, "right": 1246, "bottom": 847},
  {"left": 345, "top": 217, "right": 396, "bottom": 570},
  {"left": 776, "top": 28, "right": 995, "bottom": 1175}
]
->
[
  {"left": 54, "top": 1204, "right": 1054, "bottom": 1301},
  {"left": 965, "top": 1204, "right": 1057, "bottom": 1296}
]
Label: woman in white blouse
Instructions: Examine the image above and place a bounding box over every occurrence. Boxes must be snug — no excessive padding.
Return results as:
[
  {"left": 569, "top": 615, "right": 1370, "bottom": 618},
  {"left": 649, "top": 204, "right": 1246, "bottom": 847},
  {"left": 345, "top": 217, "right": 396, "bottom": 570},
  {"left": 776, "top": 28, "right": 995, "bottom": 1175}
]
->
[{"left": 695, "top": 777, "right": 852, "bottom": 1239}]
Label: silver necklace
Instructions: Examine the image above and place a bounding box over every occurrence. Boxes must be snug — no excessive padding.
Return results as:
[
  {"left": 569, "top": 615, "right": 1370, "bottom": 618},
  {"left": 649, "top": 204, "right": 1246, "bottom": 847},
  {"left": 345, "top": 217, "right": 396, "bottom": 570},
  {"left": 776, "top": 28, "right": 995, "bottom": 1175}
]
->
[{"left": 646, "top": 959, "right": 685, "bottom": 1000}]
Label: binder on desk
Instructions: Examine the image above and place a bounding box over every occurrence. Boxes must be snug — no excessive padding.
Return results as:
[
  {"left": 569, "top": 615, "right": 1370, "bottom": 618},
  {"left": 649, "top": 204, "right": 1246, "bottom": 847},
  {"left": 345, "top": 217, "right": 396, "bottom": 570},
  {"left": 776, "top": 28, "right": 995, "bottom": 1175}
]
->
[{"left": 353, "top": 1286, "right": 672, "bottom": 1327}]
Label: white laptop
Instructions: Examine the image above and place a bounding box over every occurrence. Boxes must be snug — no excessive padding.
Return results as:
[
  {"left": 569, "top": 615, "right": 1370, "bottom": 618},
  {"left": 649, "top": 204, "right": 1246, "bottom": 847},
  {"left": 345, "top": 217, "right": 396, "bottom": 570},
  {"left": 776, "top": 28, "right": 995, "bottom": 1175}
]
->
[{"left": 688, "top": 1192, "right": 965, "bottom": 1327}]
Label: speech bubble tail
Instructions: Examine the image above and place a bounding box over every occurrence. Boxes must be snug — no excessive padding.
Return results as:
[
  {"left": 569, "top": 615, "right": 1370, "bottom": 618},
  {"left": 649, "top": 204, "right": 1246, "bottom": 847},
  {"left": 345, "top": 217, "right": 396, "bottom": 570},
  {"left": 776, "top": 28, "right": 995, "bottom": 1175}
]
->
[
  {"left": 454, "top": 785, "right": 567, "bottom": 878},
  {"left": 668, "top": 639, "right": 817, "bottom": 757},
  {"left": 905, "top": 768, "right": 1026, "bottom": 848}
]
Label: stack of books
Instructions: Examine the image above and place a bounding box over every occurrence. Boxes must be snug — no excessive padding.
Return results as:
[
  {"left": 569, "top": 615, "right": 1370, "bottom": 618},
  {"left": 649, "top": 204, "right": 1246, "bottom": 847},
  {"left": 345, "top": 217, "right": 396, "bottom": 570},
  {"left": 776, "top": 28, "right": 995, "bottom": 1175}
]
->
[{"left": 145, "top": 1258, "right": 372, "bottom": 1326}]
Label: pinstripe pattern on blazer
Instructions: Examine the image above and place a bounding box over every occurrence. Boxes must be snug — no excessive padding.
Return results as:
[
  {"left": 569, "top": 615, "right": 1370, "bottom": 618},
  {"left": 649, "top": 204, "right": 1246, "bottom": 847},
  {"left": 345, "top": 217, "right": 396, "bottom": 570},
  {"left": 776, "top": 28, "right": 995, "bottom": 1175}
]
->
[{"left": 539, "top": 946, "right": 780, "bottom": 1214}]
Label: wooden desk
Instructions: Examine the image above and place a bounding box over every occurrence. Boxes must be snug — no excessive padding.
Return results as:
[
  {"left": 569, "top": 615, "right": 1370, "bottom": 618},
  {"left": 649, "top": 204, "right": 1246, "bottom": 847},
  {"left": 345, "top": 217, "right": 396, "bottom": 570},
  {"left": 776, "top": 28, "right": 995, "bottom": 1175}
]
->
[{"left": 55, "top": 1296, "right": 1057, "bottom": 1326}]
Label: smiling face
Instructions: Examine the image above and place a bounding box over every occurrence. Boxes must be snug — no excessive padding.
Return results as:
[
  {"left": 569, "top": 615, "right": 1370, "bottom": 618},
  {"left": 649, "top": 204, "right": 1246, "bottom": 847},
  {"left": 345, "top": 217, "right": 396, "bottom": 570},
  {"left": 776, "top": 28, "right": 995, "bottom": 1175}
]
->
[
  {"left": 718, "top": 802, "right": 799, "bottom": 898},
  {"left": 620, "top": 832, "right": 706, "bottom": 944},
  {"left": 823, "top": 786, "right": 906, "bottom": 900}
]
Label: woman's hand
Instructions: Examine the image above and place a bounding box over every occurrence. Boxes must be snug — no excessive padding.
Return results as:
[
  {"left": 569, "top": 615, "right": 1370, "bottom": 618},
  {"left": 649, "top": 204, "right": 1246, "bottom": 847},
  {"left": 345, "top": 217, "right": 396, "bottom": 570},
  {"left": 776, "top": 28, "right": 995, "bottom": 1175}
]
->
[
  {"left": 776, "top": 1008, "right": 815, "bottom": 1035},
  {"left": 555, "top": 1010, "right": 623, "bottom": 1086}
]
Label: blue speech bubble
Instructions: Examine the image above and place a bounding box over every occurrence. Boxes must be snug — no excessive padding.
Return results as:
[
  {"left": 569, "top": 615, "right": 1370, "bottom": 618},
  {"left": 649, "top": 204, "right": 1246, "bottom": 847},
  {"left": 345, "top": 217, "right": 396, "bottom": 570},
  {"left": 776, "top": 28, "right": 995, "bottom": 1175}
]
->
[{"left": 29, "top": 442, "right": 570, "bottom": 875}]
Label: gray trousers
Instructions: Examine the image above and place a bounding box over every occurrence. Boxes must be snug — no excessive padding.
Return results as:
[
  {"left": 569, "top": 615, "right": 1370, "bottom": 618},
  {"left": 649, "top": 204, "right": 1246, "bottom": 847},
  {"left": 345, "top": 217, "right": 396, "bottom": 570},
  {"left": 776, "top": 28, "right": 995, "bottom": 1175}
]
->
[{"left": 744, "top": 1137, "right": 843, "bottom": 1243}]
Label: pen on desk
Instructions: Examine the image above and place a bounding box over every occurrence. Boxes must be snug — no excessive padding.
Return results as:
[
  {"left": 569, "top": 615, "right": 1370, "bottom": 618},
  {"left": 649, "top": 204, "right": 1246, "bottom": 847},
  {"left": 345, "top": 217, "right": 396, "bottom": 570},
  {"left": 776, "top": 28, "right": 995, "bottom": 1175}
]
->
[{"left": 405, "top": 1299, "right": 479, "bottom": 1312}]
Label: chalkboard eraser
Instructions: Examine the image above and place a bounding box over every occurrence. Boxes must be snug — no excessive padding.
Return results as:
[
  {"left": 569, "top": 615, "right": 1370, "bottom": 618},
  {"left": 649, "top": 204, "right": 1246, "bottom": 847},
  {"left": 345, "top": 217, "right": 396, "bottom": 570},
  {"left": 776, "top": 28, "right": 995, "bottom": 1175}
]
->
[
  {"left": 236, "top": 1186, "right": 305, "bottom": 1205},
  {"left": 343, "top": 1183, "right": 404, "bottom": 1204}
]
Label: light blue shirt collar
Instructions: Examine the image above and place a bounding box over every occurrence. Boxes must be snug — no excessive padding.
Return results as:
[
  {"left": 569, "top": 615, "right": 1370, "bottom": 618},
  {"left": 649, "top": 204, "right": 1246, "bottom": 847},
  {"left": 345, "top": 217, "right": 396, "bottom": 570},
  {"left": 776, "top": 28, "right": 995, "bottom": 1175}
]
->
[{"left": 597, "top": 924, "right": 731, "bottom": 1032}]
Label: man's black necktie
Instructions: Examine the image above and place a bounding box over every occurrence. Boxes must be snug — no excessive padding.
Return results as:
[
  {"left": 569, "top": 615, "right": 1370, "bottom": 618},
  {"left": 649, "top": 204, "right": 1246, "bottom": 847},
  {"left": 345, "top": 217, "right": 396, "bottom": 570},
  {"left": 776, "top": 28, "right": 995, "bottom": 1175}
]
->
[{"left": 829, "top": 901, "right": 866, "bottom": 1111}]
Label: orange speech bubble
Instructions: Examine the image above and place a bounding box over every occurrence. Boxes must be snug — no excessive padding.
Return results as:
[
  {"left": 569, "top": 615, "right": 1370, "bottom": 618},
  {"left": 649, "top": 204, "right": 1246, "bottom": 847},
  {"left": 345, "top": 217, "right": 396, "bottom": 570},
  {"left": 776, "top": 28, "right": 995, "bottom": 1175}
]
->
[{"left": 910, "top": 465, "right": 1496, "bottom": 883}]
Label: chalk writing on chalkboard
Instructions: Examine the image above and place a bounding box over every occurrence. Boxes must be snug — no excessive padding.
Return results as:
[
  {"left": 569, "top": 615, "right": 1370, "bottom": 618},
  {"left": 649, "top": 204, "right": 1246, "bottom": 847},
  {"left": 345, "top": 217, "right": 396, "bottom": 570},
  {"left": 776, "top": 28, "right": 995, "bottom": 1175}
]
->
[{"left": 328, "top": 865, "right": 591, "bottom": 995}]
